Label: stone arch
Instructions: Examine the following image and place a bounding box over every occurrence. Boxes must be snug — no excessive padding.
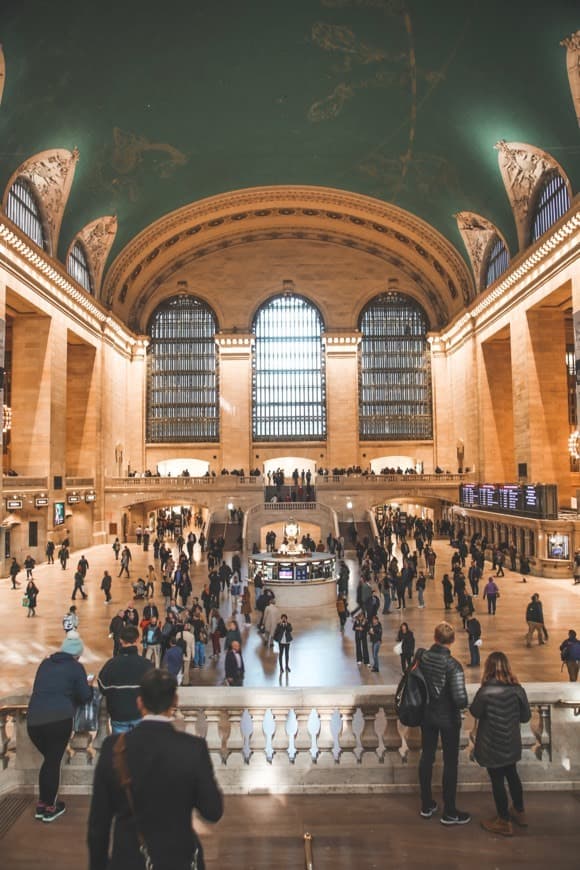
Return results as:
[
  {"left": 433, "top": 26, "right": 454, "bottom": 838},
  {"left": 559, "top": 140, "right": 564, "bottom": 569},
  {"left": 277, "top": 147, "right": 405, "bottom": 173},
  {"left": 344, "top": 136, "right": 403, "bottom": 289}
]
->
[
  {"left": 103, "top": 186, "right": 474, "bottom": 330},
  {"left": 67, "top": 215, "right": 117, "bottom": 298},
  {"left": 2, "top": 148, "right": 79, "bottom": 257},
  {"left": 455, "top": 212, "right": 510, "bottom": 291}
]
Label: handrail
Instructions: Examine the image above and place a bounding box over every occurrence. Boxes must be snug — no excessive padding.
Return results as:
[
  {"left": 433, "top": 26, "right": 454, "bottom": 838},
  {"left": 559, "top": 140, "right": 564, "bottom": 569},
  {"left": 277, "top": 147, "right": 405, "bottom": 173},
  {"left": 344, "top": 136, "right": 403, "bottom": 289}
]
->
[
  {"left": 304, "top": 833, "right": 314, "bottom": 870},
  {"left": 554, "top": 700, "right": 580, "bottom": 716}
]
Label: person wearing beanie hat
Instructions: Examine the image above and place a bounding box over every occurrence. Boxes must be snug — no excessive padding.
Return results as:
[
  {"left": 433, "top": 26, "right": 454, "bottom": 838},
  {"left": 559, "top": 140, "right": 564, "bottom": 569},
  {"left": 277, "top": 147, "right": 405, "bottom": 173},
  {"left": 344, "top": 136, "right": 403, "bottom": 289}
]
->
[{"left": 27, "top": 638, "right": 93, "bottom": 823}]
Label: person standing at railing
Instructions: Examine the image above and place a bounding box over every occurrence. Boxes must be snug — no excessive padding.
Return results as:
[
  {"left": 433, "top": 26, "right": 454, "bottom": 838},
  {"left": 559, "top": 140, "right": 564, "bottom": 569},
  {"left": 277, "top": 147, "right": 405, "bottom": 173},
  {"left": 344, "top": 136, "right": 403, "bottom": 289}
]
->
[
  {"left": 469, "top": 651, "right": 531, "bottom": 836},
  {"left": 353, "top": 612, "right": 370, "bottom": 666},
  {"left": 28, "top": 633, "right": 93, "bottom": 823},
  {"left": 274, "top": 614, "right": 293, "bottom": 674}
]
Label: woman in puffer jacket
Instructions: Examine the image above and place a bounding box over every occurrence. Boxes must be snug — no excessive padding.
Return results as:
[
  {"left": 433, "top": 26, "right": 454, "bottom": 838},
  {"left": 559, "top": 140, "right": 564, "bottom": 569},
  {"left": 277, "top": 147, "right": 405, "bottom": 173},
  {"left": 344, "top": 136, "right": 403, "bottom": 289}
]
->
[{"left": 469, "top": 651, "right": 531, "bottom": 837}]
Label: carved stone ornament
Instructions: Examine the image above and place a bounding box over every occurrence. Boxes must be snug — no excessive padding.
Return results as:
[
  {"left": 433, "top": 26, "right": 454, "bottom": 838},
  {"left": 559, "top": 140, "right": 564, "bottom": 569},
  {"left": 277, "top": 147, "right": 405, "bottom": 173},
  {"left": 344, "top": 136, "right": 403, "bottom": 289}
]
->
[
  {"left": 73, "top": 215, "right": 117, "bottom": 297},
  {"left": 2, "top": 148, "right": 79, "bottom": 255},
  {"left": 0, "top": 45, "right": 5, "bottom": 106},
  {"left": 561, "top": 31, "right": 580, "bottom": 128},
  {"left": 494, "top": 140, "right": 571, "bottom": 251},
  {"left": 454, "top": 212, "right": 509, "bottom": 290}
]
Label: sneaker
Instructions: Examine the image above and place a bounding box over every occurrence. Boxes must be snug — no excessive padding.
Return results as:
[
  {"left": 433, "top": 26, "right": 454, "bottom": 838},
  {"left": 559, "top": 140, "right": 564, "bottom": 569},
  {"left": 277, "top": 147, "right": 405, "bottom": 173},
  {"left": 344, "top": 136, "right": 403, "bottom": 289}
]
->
[
  {"left": 440, "top": 810, "right": 471, "bottom": 826},
  {"left": 357, "top": 661, "right": 362, "bottom": 665},
  {"left": 420, "top": 801, "right": 438, "bottom": 819},
  {"left": 34, "top": 803, "right": 46, "bottom": 820},
  {"left": 42, "top": 801, "right": 66, "bottom": 823},
  {"left": 371, "top": 667, "right": 379, "bottom": 672}
]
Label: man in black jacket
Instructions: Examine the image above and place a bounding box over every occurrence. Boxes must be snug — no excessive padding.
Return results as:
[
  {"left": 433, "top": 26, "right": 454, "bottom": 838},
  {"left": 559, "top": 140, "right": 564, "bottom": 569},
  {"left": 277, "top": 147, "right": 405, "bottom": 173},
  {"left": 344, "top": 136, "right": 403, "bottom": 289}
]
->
[
  {"left": 525, "top": 593, "right": 545, "bottom": 646},
  {"left": 98, "top": 626, "right": 153, "bottom": 734},
  {"left": 418, "top": 621, "right": 470, "bottom": 825},
  {"left": 225, "top": 640, "right": 245, "bottom": 686},
  {"left": 88, "top": 669, "right": 223, "bottom": 870}
]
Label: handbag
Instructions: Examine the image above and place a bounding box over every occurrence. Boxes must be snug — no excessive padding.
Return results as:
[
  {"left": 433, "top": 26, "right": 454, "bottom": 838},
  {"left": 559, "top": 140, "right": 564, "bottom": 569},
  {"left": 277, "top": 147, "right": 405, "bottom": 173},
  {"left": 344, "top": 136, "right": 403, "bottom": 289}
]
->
[
  {"left": 393, "top": 641, "right": 403, "bottom": 655},
  {"left": 73, "top": 688, "right": 102, "bottom": 732},
  {"left": 474, "top": 638, "right": 482, "bottom": 647},
  {"left": 21, "top": 596, "right": 29, "bottom": 607},
  {"left": 113, "top": 733, "right": 199, "bottom": 870}
]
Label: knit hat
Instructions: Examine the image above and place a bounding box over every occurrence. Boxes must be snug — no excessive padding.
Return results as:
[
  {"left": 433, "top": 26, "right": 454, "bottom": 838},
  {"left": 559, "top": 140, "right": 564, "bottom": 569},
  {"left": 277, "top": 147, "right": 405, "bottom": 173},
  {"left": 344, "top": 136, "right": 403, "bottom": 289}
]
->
[{"left": 61, "top": 635, "right": 84, "bottom": 657}]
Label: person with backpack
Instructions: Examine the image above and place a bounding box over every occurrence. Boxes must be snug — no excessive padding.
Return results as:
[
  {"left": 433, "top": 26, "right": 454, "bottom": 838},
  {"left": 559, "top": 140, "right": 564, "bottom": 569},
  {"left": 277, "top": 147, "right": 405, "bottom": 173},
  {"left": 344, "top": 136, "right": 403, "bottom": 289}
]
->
[
  {"left": 469, "top": 651, "right": 531, "bottom": 837},
  {"left": 418, "top": 621, "right": 470, "bottom": 825},
  {"left": 560, "top": 629, "right": 580, "bottom": 681},
  {"left": 525, "top": 593, "right": 545, "bottom": 647}
]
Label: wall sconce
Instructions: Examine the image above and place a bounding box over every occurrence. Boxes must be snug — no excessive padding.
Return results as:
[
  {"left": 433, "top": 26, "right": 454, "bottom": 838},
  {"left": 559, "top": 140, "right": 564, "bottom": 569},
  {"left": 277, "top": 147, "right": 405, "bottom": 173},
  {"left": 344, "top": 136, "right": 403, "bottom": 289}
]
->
[{"left": 346, "top": 500, "right": 353, "bottom": 510}]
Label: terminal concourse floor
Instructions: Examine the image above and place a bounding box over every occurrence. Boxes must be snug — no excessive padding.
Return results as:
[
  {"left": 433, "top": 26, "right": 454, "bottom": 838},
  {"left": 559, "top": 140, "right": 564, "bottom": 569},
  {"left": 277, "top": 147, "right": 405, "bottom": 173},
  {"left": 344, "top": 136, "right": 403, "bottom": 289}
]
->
[
  {"left": 1, "top": 536, "right": 580, "bottom": 695},
  {"left": 2, "top": 791, "right": 579, "bottom": 869}
]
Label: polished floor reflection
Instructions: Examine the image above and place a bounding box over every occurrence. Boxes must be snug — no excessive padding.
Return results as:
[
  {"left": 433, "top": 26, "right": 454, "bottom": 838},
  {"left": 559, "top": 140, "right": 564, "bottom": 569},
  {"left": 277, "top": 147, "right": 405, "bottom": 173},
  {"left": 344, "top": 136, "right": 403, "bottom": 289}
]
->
[{"left": 1, "top": 534, "right": 579, "bottom": 695}]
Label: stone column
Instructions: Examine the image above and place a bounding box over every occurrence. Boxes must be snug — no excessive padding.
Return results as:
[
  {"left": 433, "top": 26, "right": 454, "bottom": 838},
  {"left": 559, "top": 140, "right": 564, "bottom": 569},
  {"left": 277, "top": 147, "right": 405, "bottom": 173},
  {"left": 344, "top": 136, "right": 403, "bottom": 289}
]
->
[
  {"left": 479, "top": 335, "right": 514, "bottom": 480},
  {"left": 324, "top": 333, "right": 360, "bottom": 470},
  {"left": 217, "top": 334, "right": 252, "bottom": 470},
  {"left": 510, "top": 309, "right": 569, "bottom": 495}
]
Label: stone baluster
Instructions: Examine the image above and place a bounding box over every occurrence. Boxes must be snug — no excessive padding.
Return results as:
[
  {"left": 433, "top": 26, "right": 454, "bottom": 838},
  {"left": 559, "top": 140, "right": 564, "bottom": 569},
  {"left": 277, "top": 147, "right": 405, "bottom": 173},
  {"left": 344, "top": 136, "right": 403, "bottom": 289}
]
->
[
  {"left": 0, "top": 711, "right": 10, "bottom": 770},
  {"left": 359, "top": 705, "right": 379, "bottom": 766},
  {"left": 293, "top": 707, "right": 314, "bottom": 768},
  {"left": 240, "top": 709, "right": 254, "bottom": 763},
  {"left": 204, "top": 708, "right": 226, "bottom": 768},
  {"left": 247, "top": 708, "right": 267, "bottom": 763},
  {"left": 521, "top": 705, "right": 538, "bottom": 757},
  {"left": 270, "top": 707, "right": 290, "bottom": 766},
  {"left": 223, "top": 707, "right": 245, "bottom": 767},
  {"left": 181, "top": 707, "right": 203, "bottom": 737},
  {"left": 307, "top": 709, "right": 321, "bottom": 762},
  {"left": 382, "top": 710, "right": 404, "bottom": 761},
  {"left": 316, "top": 707, "right": 338, "bottom": 766},
  {"left": 337, "top": 707, "right": 358, "bottom": 766},
  {"left": 285, "top": 708, "right": 298, "bottom": 762},
  {"left": 67, "top": 730, "right": 94, "bottom": 766},
  {"left": 92, "top": 697, "right": 110, "bottom": 755},
  {"left": 262, "top": 709, "right": 276, "bottom": 763},
  {"left": 529, "top": 704, "right": 551, "bottom": 760}
]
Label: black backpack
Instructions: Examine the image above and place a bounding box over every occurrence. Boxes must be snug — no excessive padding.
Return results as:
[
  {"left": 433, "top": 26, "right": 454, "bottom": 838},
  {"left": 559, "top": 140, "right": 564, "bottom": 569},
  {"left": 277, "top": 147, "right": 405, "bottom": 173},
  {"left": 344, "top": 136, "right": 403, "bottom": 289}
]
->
[{"left": 395, "top": 651, "right": 430, "bottom": 727}]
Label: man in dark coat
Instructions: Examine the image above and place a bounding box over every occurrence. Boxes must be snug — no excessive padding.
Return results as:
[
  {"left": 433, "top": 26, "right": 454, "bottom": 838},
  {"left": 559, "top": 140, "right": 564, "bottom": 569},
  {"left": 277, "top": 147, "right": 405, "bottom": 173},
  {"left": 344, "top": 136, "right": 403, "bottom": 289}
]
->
[
  {"left": 525, "top": 593, "right": 545, "bottom": 647},
  {"left": 418, "top": 621, "right": 470, "bottom": 825},
  {"left": 88, "top": 669, "right": 222, "bottom": 870},
  {"left": 225, "top": 640, "right": 245, "bottom": 686}
]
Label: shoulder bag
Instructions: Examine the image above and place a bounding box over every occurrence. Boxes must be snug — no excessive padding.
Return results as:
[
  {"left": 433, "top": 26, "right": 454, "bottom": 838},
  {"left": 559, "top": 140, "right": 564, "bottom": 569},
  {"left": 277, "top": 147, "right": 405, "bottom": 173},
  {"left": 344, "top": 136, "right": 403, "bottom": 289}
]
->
[{"left": 113, "top": 733, "right": 199, "bottom": 870}]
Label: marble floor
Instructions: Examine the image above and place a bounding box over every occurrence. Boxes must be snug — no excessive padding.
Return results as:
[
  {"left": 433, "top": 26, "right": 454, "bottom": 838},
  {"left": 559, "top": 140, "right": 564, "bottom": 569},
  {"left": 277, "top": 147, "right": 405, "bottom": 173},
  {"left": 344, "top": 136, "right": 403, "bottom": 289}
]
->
[{"left": 1, "top": 535, "right": 580, "bottom": 696}]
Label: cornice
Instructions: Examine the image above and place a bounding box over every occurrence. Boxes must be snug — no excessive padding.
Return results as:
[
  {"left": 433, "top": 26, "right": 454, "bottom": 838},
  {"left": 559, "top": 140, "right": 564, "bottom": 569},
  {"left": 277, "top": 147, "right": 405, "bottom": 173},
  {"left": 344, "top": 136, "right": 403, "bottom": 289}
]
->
[{"left": 103, "top": 186, "right": 474, "bottom": 323}]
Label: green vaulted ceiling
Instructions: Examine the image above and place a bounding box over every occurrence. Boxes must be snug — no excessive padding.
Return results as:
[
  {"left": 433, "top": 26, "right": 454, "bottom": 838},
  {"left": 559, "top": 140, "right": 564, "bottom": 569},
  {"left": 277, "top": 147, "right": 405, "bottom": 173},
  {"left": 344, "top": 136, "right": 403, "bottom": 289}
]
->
[{"left": 1, "top": 0, "right": 579, "bottom": 268}]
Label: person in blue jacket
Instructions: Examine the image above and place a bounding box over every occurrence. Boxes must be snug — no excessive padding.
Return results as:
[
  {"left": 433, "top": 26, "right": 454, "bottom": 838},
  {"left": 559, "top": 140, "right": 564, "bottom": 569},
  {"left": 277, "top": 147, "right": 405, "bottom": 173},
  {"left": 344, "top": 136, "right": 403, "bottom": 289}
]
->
[{"left": 27, "top": 634, "right": 93, "bottom": 823}]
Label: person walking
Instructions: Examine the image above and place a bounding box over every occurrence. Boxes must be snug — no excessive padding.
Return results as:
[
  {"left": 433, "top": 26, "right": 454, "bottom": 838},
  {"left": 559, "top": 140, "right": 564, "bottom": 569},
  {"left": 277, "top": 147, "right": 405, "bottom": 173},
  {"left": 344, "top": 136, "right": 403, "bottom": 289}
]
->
[
  {"left": 396, "top": 622, "right": 415, "bottom": 673},
  {"left": 25, "top": 578, "right": 39, "bottom": 617},
  {"left": 230, "top": 572, "right": 242, "bottom": 614},
  {"left": 241, "top": 586, "right": 252, "bottom": 625},
  {"left": 45, "top": 540, "right": 55, "bottom": 565},
  {"left": 24, "top": 554, "right": 36, "bottom": 579},
  {"left": 71, "top": 569, "right": 88, "bottom": 600},
  {"left": 59, "top": 545, "right": 69, "bottom": 570},
  {"left": 465, "top": 614, "right": 482, "bottom": 667},
  {"left": 418, "top": 621, "right": 470, "bottom": 825},
  {"left": 98, "top": 625, "right": 154, "bottom": 734},
  {"left": 9, "top": 557, "right": 21, "bottom": 589},
  {"left": 27, "top": 634, "right": 92, "bottom": 822},
  {"left": 145, "top": 564, "right": 157, "bottom": 598},
  {"left": 469, "top": 651, "right": 531, "bottom": 836},
  {"left": 495, "top": 550, "right": 505, "bottom": 577},
  {"left": 109, "top": 609, "right": 125, "bottom": 656},
  {"left": 482, "top": 577, "right": 499, "bottom": 615},
  {"left": 369, "top": 615, "right": 382, "bottom": 672},
  {"left": 336, "top": 593, "right": 349, "bottom": 631},
  {"left": 353, "top": 612, "right": 370, "bottom": 666},
  {"left": 142, "top": 616, "right": 163, "bottom": 667},
  {"left": 416, "top": 572, "right": 426, "bottom": 609},
  {"left": 118, "top": 546, "right": 132, "bottom": 578},
  {"left": 88, "top": 669, "right": 223, "bottom": 870},
  {"left": 274, "top": 613, "right": 293, "bottom": 673},
  {"left": 63, "top": 605, "right": 79, "bottom": 634},
  {"left": 525, "top": 593, "right": 545, "bottom": 647},
  {"left": 100, "top": 570, "right": 112, "bottom": 603},
  {"left": 112, "top": 537, "right": 121, "bottom": 561},
  {"left": 442, "top": 574, "right": 453, "bottom": 611},
  {"left": 560, "top": 629, "right": 580, "bottom": 681}
]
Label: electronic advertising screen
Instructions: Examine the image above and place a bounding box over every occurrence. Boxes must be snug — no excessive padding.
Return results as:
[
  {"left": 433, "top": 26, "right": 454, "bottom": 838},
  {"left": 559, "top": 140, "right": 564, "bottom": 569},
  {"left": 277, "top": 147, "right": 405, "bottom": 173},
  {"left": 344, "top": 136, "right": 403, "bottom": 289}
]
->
[
  {"left": 53, "top": 501, "right": 65, "bottom": 526},
  {"left": 278, "top": 564, "right": 294, "bottom": 580}
]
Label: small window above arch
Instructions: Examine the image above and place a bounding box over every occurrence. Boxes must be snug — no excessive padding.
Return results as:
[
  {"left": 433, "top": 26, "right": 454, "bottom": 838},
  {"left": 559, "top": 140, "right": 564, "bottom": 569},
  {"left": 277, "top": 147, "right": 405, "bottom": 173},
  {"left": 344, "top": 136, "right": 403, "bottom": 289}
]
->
[
  {"left": 484, "top": 237, "right": 510, "bottom": 288},
  {"left": 67, "top": 240, "right": 93, "bottom": 293},
  {"left": 5, "top": 177, "right": 47, "bottom": 250},
  {"left": 531, "top": 171, "right": 571, "bottom": 243}
]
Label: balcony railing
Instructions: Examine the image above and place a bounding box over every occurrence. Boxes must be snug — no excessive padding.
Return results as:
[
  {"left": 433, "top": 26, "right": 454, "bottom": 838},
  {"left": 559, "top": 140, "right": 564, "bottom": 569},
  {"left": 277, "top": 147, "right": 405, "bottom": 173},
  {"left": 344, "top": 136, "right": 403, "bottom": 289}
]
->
[
  {"left": 1, "top": 477, "right": 48, "bottom": 490},
  {"left": 1, "top": 685, "right": 578, "bottom": 796}
]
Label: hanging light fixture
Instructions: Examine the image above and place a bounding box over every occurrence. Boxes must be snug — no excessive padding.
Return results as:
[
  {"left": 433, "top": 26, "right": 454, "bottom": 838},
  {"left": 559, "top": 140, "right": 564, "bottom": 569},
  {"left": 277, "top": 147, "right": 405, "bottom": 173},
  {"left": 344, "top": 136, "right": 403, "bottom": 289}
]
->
[
  {"left": 568, "top": 430, "right": 580, "bottom": 459},
  {"left": 2, "top": 405, "right": 12, "bottom": 433}
]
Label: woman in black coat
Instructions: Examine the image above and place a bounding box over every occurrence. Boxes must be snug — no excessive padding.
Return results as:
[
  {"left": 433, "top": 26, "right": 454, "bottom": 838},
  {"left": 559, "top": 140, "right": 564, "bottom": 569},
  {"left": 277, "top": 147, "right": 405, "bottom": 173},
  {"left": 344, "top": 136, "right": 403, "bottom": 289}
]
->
[
  {"left": 469, "top": 651, "right": 531, "bottom": 837},
  {"left": 25, "top": 579, "right": 39, "bottom": 617},
  {"left": 396, "top": 622, "right": 415, "bottom": 673},
  {"left": 442, "top": 574, "right": 453, "bottom": 610}
]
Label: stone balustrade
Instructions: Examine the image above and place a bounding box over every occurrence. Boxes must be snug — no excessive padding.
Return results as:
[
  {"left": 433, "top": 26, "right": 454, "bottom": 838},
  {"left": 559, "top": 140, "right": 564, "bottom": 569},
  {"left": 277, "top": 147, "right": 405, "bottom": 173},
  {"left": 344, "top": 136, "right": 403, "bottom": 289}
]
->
[
  {"left": 104, "top": 473, "right": 468, "bottom": 491},
  {"left": 1, "top": 685, "right": 579, "bottom": 797}
]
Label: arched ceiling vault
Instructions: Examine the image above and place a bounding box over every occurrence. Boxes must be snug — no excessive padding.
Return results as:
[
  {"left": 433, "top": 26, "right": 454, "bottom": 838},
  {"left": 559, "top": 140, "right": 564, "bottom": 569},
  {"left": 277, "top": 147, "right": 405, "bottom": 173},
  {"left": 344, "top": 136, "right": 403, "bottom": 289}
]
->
[{"left": 104, "top": 186, "right": 474, "bottom": 332}]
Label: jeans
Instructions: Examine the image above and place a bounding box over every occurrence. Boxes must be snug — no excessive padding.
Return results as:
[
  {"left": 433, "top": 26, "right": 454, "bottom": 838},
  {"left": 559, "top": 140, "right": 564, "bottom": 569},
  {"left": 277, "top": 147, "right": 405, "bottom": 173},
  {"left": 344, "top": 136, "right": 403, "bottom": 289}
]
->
[
  {"left": 111, "top": 718, "right": 141, "bottom": 735},
  {"left": 355, "top": 634, "right": 369, "bottom": 664},
  {"left": 469, "top": 638, "right": 480, "bottom": 666},
  {"left": 382, "top": 593, "right": 391, "bottom": 614},
  {"left": 417, "top": 587, "right": 424, "bottom": 606},
  {"left": 487, "top": 594, "right": 497, "bottom": 614},
  {"left": 372, "top": 640, "right": 381, "bottom": 670},
  {"left": 279, "top": 643, "right": 290, "bottom": 671},
  {"left": 419, "top": 721, "right": 460, "bottom": 816},
  {"left": 487, "top": 764, "right": 524, "bottom": 820},
  {"left": 195, "top": 640, "right": 206, "bottom": 667},
  {"left": 27, "top": 718, "right": 72, "bottom": 806}
]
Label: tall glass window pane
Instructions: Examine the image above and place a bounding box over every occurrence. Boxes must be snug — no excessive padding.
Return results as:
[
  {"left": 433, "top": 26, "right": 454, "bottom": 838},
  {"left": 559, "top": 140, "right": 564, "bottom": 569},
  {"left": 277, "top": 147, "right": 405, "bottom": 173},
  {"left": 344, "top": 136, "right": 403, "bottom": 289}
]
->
[
  {"left": 531, "top": 172, "right": 570, "bottom": 243},
  {"left": 484, "top": 237, "right": 509, "bottom": 288},
  {"left": 5, "top": 177, "right": 46, "bottom": 250},
  {"left": 67, "top": 241, "right": 93, "bottom": 293},
  {"left": 252, "top": 295, "right": 326, "bottom": 440},
  {"left": 146, "top": 296, "right": 218, "bottom": 443},
  {"left": 359, "top": 292, "right": 432, "bottom": 440}
]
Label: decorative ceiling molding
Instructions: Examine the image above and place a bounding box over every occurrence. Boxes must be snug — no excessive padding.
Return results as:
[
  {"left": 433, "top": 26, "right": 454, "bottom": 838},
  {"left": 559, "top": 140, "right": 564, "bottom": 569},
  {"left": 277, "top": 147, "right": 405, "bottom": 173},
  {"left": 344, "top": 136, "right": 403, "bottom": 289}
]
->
[
  {"left": 494, "top": 140, "right": 572, "bottom": 251},
  {"left": 69, "top": 215, "right": 117, "bottom": 298},
  {"left": 561, "top": 31, "right": 580, "bottom": 127},
  {"left": 103, "top": 185, "right": 474, "bottom": 327},
  {"left": 0, "top": 45, "right": 5, "bottom": 106},
  {"left": 2, "top": 148, "right": 79, "bottom": 256},
  {"left": 455, "top": 212, "right": 509, "bottom": 291}
]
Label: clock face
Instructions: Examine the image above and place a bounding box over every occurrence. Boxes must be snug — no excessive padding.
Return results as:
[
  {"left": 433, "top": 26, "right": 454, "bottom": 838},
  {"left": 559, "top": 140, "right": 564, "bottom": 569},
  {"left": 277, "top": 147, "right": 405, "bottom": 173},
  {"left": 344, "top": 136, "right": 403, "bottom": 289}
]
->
[{"left": 285, "top": 522, "right": 299, "bottom": 538}]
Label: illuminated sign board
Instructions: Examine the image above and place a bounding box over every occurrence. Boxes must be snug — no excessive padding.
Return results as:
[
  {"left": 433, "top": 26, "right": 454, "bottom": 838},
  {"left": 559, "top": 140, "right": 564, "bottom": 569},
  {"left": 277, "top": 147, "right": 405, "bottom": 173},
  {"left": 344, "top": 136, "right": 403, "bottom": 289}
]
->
[
  {"left": 35, "top": 497, "right": 49, "bottom": 507},
  {"left": 67, "top": 494, "right": 81, "bottom": 504},
  {"left": 458, "top": 484, "right": 557, "bottom": 519},
  {"left": 6, "top": 498, "right": 23, "bottom": 510}
]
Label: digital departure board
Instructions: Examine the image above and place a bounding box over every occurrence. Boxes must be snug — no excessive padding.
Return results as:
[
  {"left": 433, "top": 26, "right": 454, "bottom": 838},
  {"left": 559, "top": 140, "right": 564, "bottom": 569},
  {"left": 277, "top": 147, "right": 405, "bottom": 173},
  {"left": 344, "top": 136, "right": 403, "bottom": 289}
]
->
[{"left": 458, "top": 483, "right": 558, "bottom": 519}]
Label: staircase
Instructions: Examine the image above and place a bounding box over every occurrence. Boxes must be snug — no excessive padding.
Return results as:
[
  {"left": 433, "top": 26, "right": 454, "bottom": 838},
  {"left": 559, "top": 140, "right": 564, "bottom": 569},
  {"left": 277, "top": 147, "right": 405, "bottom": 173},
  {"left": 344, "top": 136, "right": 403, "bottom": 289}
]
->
[{"left": 339, "top": 521, "right": 374, "bottom": 549}]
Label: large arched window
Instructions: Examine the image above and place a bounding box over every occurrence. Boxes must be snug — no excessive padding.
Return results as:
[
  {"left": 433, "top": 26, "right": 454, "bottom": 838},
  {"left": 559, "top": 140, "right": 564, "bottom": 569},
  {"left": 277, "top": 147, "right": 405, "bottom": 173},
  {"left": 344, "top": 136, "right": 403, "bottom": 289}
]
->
[
  {"left": 359, "top": 292, "right": 432, "bottom": 440},
  {"left": 67, "top": 241, "right": 93, "bottom": 293},
  {"left": 484, "top": 236, "right": 509, "bottom": 288},
  {"left": 252, "top": 294, "right": 326, "bottom": 440},
  {"left": 531, "top": 171, "right": 570, "bottom": 243},
  {"left": 5, "top": 177, "right": 47, "bottom": 250},
  {"left": 146, "top": 296, "right": 218, "bottom": 442}
]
